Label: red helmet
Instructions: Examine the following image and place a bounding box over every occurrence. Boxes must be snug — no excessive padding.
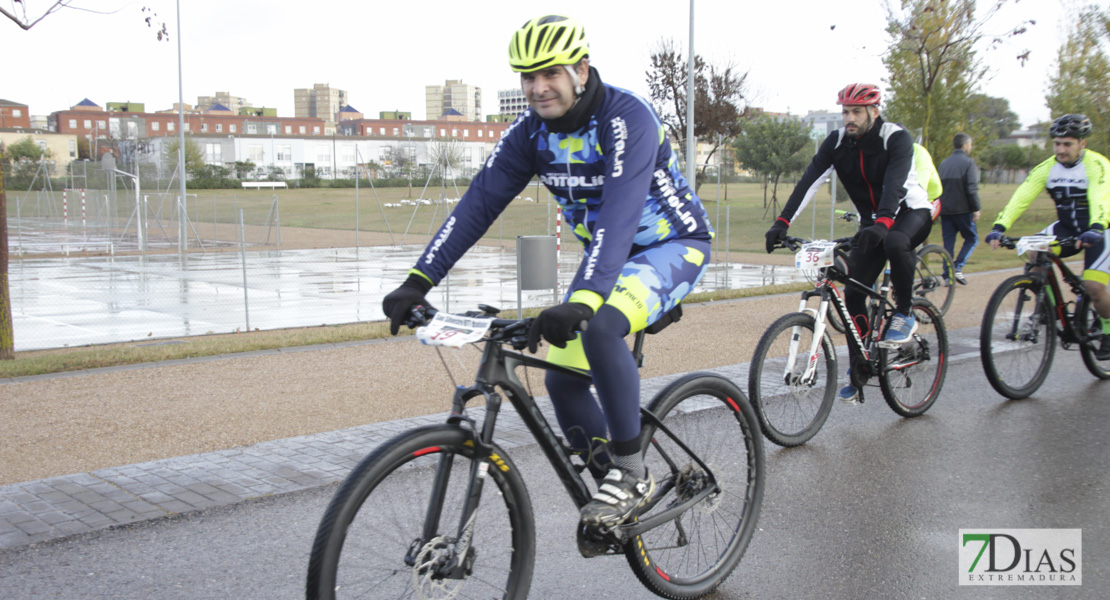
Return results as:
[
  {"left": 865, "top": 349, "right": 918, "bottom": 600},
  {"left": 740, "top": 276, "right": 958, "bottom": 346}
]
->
[{"left": 837, "top": 83, "right": 881, "bottom": 106}]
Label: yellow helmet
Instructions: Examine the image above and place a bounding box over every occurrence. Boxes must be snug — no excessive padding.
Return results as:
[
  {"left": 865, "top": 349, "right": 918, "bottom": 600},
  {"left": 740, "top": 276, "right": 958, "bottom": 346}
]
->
[{"left": 508, "top": 15, "right": 589, "bottom": 73}]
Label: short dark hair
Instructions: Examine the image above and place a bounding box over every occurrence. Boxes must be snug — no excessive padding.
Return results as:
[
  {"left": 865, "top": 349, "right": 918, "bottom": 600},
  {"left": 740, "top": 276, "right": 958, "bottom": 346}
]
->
[{"left": 953, "top": 133, "right": 971, "bottom": 149}]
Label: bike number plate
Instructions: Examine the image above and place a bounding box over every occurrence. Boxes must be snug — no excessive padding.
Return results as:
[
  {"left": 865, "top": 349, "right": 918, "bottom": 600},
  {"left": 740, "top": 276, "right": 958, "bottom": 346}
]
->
[
  {"left": 796, "top": 241, "right": 837, "bottom": 270},
  {"left": 416, "top": 313, "right": 492, "bottom": 348},
  {"left": 1016, "top": 235, "right": 1055, "bottom": 255}
]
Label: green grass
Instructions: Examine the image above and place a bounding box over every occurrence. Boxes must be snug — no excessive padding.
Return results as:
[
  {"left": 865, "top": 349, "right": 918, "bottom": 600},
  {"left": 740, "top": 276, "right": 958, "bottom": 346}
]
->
[{"left": 4, "top": 179, "right": 1049, "bottom": 378}]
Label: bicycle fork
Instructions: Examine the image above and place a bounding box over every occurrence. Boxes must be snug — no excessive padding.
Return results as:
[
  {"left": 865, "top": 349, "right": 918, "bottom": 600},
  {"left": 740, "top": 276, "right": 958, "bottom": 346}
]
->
[
  {"left": 787, "top": 294, "right": 831, "bottom": 386},
  {"left": 405, "top": 388, "right": 506, "bottom": 583}
]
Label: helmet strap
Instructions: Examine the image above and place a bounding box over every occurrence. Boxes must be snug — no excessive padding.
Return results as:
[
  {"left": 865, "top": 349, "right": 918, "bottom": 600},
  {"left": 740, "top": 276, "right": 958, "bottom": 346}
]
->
[{"left": 565, "top": 64, "right": 586, "bottom": 96}]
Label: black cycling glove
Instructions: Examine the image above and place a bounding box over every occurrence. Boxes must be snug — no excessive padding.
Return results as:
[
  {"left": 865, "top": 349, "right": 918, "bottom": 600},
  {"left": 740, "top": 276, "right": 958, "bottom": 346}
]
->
[
  {"left": 527, "top": 302, "right": 595, "bottom": 353},
  {"left": 764, "top": 219, "right": 790, "bottom": 253},
  {"left": 382, "top": 274, "right": 434, "bottom": 335},
  {"left": 857, "top": 221, "right": 890, "bottom": 249}
]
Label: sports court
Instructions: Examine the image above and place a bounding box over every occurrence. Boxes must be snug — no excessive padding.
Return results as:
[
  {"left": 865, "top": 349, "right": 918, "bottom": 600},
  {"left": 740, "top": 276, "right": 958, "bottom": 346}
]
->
[{"left": 10, "top": 242, "right": 805, "bottom": 352}]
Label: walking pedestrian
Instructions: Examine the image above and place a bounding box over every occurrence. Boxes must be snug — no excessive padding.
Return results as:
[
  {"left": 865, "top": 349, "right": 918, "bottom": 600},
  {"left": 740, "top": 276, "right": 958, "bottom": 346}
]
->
[{"left": 938, "top": 133, "right": 981, "bottom": 284}]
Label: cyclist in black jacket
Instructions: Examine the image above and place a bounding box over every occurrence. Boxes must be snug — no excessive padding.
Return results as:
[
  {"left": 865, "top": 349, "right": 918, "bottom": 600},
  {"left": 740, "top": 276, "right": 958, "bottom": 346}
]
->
[{"left": 765, "top": 83, "right": 934, "bottom": 403}]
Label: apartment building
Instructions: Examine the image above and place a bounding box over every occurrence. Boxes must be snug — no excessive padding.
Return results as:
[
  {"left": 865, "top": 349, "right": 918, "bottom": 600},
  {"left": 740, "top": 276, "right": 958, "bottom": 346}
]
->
[
  {"left": 50, "top": 99, "right": 328, "bottom": 140},
  {"left": 336, "top": 117, "right": 510, "bottom": 144},
  {"left": 497, "top": 88, "right": 528, "bottom": 117},
  {"left": 197, "top": 92, "right": 248, "bottom": 114},
  {"left": 294, "top": 83, "right": 348, "bottom": 134},
  {"left": 425, "top": 80, "right": 482, "bottom": 121},
  {"left": 0, "top": 99, "right": 31, "bottom": 129}
]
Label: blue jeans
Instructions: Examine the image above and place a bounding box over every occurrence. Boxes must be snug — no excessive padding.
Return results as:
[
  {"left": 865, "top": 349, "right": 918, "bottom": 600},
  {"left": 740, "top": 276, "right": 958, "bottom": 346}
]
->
[{"left": 941, "top": 213, "right": 978, "bottom": 271}]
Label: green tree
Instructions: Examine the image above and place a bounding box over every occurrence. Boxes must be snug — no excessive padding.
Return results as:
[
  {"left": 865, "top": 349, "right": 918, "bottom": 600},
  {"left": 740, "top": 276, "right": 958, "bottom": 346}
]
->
[
  {"left": 646, "top": 38, "right": 748, "bottom": 191},
  {"left": 4, "top": 136, "right": 52, "bottom": 161},
  {"left": 882, "top": 0, "right": 1020, "bottom": 160},
  {"left": 967, "top": 94, "right": 1021, "bottom": 141},
  {"left": 166, "top": 137, "right": 204, "bottom": 174},
  {"left": 0, "top": 136, "right": 55, "bottom": 188},
  {"left": 732, "top": 116, "right": 813, "bottom": 215},
  {"left": 233, "top": 160, "right": 256, "bottom": 180},
  {"left": 1046, "top": 6, "right": 1110, "bottom": 152}
]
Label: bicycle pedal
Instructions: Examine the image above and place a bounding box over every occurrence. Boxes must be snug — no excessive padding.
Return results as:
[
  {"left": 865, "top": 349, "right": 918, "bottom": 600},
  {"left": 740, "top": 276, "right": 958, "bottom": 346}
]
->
[{"left": 576, "top": 523, "right": 621, "bottom": 558}]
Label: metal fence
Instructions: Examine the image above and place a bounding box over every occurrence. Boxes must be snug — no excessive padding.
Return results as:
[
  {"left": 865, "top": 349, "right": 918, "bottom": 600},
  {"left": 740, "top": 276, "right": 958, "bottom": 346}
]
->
[
  {"left": 5, "top": 191, "right": 808, "bottom": 352},
  {"left": 8, "top": 187, "right": 281, "bottom": 257}
]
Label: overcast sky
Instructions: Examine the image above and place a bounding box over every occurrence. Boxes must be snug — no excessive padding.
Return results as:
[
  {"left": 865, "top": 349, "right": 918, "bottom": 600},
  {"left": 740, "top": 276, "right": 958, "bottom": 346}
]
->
[{"left": 5, "top": 0, "right": 1091, "bottom": 129}]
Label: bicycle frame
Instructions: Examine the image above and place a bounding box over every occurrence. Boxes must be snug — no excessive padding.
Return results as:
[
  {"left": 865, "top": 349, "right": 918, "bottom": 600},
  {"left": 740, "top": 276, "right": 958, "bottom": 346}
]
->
[
  {"left": 426, "top": 326, "right": 726, "bottom": 555},
  {"left": 1012, "top": 248, "right": 1094, "bottom": 348},
  {"left": 790, "top": 258, "right": 897, "bottom": 384}
]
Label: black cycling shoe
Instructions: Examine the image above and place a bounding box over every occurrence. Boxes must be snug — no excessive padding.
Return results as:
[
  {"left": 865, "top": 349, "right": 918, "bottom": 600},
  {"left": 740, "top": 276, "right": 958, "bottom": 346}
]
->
[
  {"left": 579, "top": 468, "right": 655, "bottom": 528},
  {"left": 1097, "top": 334, "right": 1110, "bottom": 361}
]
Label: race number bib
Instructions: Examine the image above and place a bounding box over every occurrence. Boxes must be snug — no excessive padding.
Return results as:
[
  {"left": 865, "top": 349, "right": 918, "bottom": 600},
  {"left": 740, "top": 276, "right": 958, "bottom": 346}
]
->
[
  {"left": 795, "top": 241, "right": 837, "bottom": 270},
  {"left": 416, "top": 313, "right": 492, "bottom": 348},
  {"left": 1016, "top": 235, "right": 1055, "bottom": 255}
]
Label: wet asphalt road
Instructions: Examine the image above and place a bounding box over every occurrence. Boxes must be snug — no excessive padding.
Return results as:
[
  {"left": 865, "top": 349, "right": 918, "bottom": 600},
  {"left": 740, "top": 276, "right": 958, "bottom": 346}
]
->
[{"left": 1, "top": 350, "right": 1107, "bottom": 600}]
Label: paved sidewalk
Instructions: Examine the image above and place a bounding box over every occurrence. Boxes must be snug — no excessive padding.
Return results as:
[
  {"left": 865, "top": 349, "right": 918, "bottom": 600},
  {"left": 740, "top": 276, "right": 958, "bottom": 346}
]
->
[{"left": 0, "top": 327, "right": 983, "bottom": 551}]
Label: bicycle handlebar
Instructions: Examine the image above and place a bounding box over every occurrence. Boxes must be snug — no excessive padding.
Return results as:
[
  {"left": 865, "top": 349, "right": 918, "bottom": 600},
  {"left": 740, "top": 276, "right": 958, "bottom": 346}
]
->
[
  {"left": 997, "top": 235, "right": 1080, "bottom": 250},
  {"left": 773, "top": 235, "right": 854, "bottom": 253},
  {"left": 404, "top": 305, "right": 587, "bottom": 351}
]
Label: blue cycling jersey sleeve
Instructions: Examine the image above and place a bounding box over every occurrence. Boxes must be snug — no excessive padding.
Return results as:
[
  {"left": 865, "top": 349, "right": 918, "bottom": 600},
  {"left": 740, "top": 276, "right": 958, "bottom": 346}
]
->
[
  {"left": 411, "top": 83, "right": 712, "bottom": 300},
  {"left": 411, "top": 114, "right": 535, "bottom": 284}
]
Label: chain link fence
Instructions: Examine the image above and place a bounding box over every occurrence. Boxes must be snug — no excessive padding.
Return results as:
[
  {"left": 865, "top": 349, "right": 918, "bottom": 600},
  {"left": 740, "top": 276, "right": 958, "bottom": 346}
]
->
[{"left": 6, "top": 184, "right": 810, "bottom": 352}]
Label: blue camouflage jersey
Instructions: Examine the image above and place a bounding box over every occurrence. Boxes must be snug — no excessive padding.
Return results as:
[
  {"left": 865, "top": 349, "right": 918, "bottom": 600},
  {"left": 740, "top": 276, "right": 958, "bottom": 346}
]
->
[{"left": 411, "top": 81, "right": 714, "bottom": 305}]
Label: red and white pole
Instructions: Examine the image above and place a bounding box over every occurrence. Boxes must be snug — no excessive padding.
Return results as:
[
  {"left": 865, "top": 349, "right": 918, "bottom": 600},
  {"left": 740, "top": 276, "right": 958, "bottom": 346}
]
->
[
  {"left": 81, "top": 189, "right": 87, "bottom": 228},
  {"left": 63, "top": 189, "right": 68, "bottom": 227},
  {"left": 555, "top": 208, "right": 562, "bottom": 263}
]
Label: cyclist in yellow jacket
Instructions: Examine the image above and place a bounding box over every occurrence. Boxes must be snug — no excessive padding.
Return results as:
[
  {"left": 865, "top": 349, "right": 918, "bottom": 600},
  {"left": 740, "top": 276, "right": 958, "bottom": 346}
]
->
[{"left": 986, "top": 114, "right": 1110, "bottom": 359}]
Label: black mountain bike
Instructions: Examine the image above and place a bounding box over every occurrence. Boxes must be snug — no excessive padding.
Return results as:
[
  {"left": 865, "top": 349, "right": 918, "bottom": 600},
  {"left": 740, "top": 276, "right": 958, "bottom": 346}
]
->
[
  {"left": 824, "top": 211, "right": 956, "bottom": 335},
  {"left": 306, "top": 305, "right": 765, "bottom": 600},
  {"left": 980, "top": 235, "right": 1110, "bottom": 399},
  {"left": 749, "top": 236, "right": 948, "bottom": 446}
]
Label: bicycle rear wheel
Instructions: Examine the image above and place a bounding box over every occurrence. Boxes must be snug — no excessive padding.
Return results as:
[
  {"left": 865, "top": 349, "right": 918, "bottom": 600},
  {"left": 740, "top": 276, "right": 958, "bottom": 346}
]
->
[
  {"left": 306, "top": 425, "right": 535, "bottom": 600},
  {"left": 1076, "top": 294, "right": 1110, "bottom": 379},
  {"left": 627, "top": 373, "right": 765, "bottom": 600},
  {"left": 914, "top": 244, "right": 956, "bottom": 316},
  {"left": 980, "top": 275, "right": 1056, "bottom": 399},
  {"left": 878, "top": 298, "right": 947, "bottom": 417},
  {"left": 748, "top": 312, "right": 837, "bottom": 446}
]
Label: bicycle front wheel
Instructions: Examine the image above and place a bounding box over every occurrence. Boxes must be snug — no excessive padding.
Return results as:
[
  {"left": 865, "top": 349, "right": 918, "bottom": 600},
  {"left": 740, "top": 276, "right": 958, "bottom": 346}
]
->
[
  {"left": 879, "top": 298, "right": 947, "bottom": 417},
  {"left": 307, "top": 425, "right": 535, "bottom": 600},
  {"left": 980, "top": 275, "right": 1056, "bottom": 399},
  {"left": 914, "top": 244, "right": 956, "bottom": 316},
  {"left": 748, "top": 312, "right": 837, "bottom": 446},
  {"left": 1076, "top": 293, "right": 1110, "bottom": 379},
  {"left": 627, "top": 373, "right": 765, "bottom": 600}
]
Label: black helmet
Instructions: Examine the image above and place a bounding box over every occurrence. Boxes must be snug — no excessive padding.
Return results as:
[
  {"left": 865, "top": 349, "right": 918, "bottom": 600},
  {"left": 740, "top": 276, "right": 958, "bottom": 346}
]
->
[{"left": 1049, "top": 114, "right": 1092, "bottom": 139}]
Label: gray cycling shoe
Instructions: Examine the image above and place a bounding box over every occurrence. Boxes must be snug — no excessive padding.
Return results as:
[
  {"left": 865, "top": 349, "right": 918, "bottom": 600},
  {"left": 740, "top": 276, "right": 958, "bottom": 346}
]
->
[
  {"left": 579, "top": 468, "right": 655, "bottom": 528},
  {"left": 1098, "top": 334, "right": 1110, "bottom": 361}
]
